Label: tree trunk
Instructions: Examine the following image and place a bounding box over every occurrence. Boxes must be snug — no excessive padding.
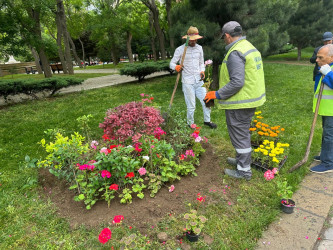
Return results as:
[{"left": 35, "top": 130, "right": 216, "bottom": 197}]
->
[
  {"left": 142, "top": 0, "right": 166, "bottom": 60},
  {"left": 30, "top": 47, "right": 43, "bottom": 74},
  {"left": 165, "top": 0, "right": 174, "bottom": 52},
  {"left": 56, "top": 0, "right": 74, "bottom": 74},
  {"left": 297, "top": 45, "right": 302, "bottom": 61},
  {"left": 69, "top": 34, "right": 82, "bottom": 68},
  {"left": 78, "top": 37, "right": 86, "bottom": 69},
  {"left": 126, "top": 31, "right": 134, "bottom": 63},
  {"left": 110, "top": 36, "right": 119, "bottom": 65},
  {"left": 56, "top": 14, "right": 68, "bottom": 74},
  {"left": 26, "top": 7, "right": 52, "bottom": 78},
  {"left": 148, "top": 11, "right": 157, "bottom": 61},
  {"left": 211, "top": 60, "right": 220, "bottom": 90}
]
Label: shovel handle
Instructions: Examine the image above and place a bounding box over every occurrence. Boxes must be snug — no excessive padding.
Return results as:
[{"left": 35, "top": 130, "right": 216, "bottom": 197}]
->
[
  {"left": 169, "top": 37, "right": 190, "bottom": 109},
  {"left": 289, "top": 78, "right": 325, "bottom": 172}
]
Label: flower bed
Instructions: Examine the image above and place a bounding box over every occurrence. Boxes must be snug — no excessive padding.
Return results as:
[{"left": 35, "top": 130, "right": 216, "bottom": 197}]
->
[{"left": 36, "top": 94, "right": 206, "bottom": 209}]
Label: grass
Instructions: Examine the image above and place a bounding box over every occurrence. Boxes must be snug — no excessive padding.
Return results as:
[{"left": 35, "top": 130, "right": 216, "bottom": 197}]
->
[
  {"left": 265, "top": 47, "right": 315, "bottom": 62},
  {"left": 0, "top": 58, "right": 322, "bottom": 249}
]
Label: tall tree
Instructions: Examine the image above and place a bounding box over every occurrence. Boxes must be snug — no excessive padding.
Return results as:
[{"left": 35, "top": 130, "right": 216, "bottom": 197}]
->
[
  {"left": 141, "top": 0, "right": 166, "bottom": 60},
  {"left": 165, "top": 0, "right": 175, "bottom": 52},
  {"left": 287, "top": 0, "right": 333, "bottom": 61},
  {"left": 171, "top": 0, "right": 299, "bottom": 89}
]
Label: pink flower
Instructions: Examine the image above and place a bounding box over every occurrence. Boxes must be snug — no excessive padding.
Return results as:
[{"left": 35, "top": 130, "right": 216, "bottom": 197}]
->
[
  {"left": 272, "top": 168, "right": 278, "bottom": 174},
  {"left": 140, "top": 93, "right": 145, "bottom": 97},
  {"left": 138, "top": 167, "right": 147, "bottom": 176},
  {"left": 204, "top": 59, "right": 213, "bottom": 66},
  {"left": 100, "top": 147, "right": 109, "bottom": 155},
  {"left": 90, "top": 140, "right": 99, "bottom": 150},
  {"left": 191, "top": 132, "right": 199, "bottom": 139},
  {"left": 169, "top": 185, "right": 175, "bottom": 192},
  {"left": 154, "top": 127, "right": 166, "bottom": 140},
  {"left": 264, "top": 170, "right": 275, "bottom": 181},
  {"left": 190, "top": 124, "right": 197, "bottom": 129},
  {"left": 195, "top": 136, "right": 202, "bottom": 142},
  {"left": 185, "top": 149, "right": 195, "bottom": 157},
  {"left": 101, "top": 170, "right": 111, "bottom": 178},
  {"left": 98, "top": 228, "right": 112, "bottom": 244},
  {"left": 113, "top": 215, "right": 124, "bottom": 224},
  {"left": 109, "top": 184, "right": 118, "bottom": 190},
  {"left": 203, "top": 136, "right": 208, "bottom": 143}
]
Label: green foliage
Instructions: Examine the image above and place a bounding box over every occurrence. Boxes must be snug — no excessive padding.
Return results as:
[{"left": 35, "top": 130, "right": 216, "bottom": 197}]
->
[
  {"left": 0, "top": 77, "right": 84, "bottom": 100},
  {"left": 146, "top": 173, "right": 162, "bottom": 198},
  {"left": 119, "top": 61, "right": 171, "bottom": 81},
  {"left": 276, "top": 178, "right": 294, "bottom": 201},
  {"left": 184, "top": 209, "right": 207, "bottom": 235}
]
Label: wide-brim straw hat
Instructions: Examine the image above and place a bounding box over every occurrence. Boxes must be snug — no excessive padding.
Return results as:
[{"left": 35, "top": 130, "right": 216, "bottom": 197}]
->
[{"left": 182, "top": 26, "right": 203, "bottom": 40}]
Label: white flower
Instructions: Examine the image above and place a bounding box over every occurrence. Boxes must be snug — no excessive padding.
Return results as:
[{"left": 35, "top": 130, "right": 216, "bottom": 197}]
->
[
  {"left": 126, "top": 145, "right": 133, "bottom": 148},
  {"left": 195, "top": 136, "right": 203, "bottom": 143},
  {"left": 142, "top": 156, "right": 149, "bottom": 161}
]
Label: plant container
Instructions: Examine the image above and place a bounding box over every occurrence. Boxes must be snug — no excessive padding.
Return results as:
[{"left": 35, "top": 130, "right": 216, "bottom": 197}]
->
[
  {"left": 280, "top": 199, "right": 296, "bottom": 214},
  {"left": 204, "top": 99, "right": 214, "bottom": 108},
  {"left": 186, "top": 231, "right": 200, "bottom": 242},
  {"left": 251, "top": 155, "right": 288, "bottom": 172}
]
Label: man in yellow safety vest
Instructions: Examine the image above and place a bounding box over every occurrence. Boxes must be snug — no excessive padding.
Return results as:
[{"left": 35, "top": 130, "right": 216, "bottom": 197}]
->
[
  {"left": 310, "top": 44, "right": 333, "bottom": 173},
  {"left": 204, "top": 21, "right": 266, "bottom": 180}
]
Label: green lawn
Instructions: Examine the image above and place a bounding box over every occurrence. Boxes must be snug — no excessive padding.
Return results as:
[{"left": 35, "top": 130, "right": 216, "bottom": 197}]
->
[
  {"left": 0, "top": 60, "right": 321, "bottom": 249},
  {"left": 0, "top": 73, "right": 113, "bottom": 80},
  {"left": 265, "top": 47, "right": 315, "bottom": 62}
]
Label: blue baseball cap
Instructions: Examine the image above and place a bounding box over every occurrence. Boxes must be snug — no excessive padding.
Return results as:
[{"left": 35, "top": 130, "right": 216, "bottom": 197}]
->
[{"left": 322, "top": 32, "right": 333, "bottom": 41}]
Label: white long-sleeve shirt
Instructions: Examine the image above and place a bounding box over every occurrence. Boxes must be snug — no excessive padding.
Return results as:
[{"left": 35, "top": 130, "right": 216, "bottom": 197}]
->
[{"left": 170, "top": 44, "right": 205, "bottom": 85}]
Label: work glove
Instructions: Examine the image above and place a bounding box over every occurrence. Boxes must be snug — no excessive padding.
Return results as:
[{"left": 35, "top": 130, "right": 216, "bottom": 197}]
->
[
  {"left": 319, "top": 64, "right": 332, "bottom": 75},
  {"left": 175, "top": 65, "right": 183, "bottom": 72},
  {"left": 200, "top": 71, "right": 205, "bottom": 80},
  {"left": 204, "top": 91, "right": 217, "bottom": 103}
]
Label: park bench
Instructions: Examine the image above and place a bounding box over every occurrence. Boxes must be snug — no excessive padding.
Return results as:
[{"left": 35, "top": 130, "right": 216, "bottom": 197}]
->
[
  {"left": 24, "top": 66, "right": 36, "bottom": 74},
  {"left": 50, "top": 64, "right": 63, "bottom": 73}
]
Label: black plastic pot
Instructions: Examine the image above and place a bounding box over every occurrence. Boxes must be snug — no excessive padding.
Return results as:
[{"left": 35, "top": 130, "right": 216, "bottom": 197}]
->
[
  {"left": 204, "top": 99, "right": 214, "bottom": 107},
  {"left": 281, "top": 199, "right": 296, "bottom": 214},
  {"left": 186, "top": 231, "right": 200, "bottom": 242}
]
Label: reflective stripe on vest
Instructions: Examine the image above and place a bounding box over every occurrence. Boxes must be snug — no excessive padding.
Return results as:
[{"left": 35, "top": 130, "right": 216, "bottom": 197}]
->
[
  {"left": 219, "top": 39, "right": 266, "bottom": 109},
  {"left": 313, "top": 66, "right": 333, "bottom": 116}
]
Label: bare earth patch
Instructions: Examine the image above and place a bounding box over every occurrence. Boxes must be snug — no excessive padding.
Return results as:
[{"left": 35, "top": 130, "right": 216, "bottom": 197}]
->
[{"left": 38, "top": 143, "right": 223, "bottom": 234}]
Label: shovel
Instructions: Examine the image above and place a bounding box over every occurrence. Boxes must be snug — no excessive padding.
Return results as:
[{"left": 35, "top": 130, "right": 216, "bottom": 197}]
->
[
  {"left": 162, "top": 37, "right": 190, "bottom": 122},
  {"left": 289, "top": 79, "right": 324, "bottom": 172}
]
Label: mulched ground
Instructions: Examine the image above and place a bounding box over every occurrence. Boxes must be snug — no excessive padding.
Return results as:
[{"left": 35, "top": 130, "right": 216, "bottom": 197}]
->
[{"left": 38, "top": 143, "right": 226, "bottom": 234}]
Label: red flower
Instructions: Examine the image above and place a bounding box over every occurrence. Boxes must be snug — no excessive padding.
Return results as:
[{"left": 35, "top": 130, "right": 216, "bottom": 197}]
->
[
  {"left": 109, "top": 184, "right": 119, "bottom": 190},
  {"left": 125, "top": 172, "right": 135, "bottom": 178},
  {"left": 109, "top": 145, "right": 118, "bottom": 150},
  {"left": 98, "top": 228, "right": 111, "bottom": 244},
  {"left": 102, "top": 134, "right": 110, "bottom": 141},
  {"left": 150, "top": 97, "right": 154, "bottom": 100},
  {"left": 156, "top": 153, "right": 160, "bottom": 158},
  {"left": 112, "top": 215, "right": 124, "bottom": 224}
]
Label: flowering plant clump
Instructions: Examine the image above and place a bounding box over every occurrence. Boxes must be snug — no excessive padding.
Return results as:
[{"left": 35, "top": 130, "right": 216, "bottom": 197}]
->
[
  {"left": 184, "top": 209, "right": 207, "bottom": 235},
  {"left": 250, "top": 111, "right": 285, "bottom": 145},
  {"left": 202, "top": 59, "right": 213, "bottom": 91},
  {"left": 98, "top": 228, "right": 112, "bottom": 244},
  {"left": 35, "top": 94, "right": 207, "bottom": 209},
  {"left": 99, "top": 101, "right": 164, "bottom": 143}
]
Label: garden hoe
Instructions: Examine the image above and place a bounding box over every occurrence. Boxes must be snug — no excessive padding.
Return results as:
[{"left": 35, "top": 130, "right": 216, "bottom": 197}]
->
[
  {"left": 289, "top": 79, "right": 324, "bottom": 172},
  {"left": 162, "top": 36, "right": 190, "bottom": 122}
]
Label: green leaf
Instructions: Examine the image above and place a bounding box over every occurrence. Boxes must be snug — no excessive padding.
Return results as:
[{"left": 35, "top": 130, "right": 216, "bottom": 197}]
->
[{"left": 78, "top": 194, "right": 85, "bottom": 200}]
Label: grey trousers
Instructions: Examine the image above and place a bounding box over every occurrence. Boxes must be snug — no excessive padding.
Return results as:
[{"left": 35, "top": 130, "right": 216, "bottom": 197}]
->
[{"left": 225, "top": 108, "right": 256, "bottom": 172}]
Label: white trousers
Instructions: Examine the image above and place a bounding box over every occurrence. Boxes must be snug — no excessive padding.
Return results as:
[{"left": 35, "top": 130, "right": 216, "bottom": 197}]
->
[{"left": 182, "top": 81, "right": 211, "bottom": 125}]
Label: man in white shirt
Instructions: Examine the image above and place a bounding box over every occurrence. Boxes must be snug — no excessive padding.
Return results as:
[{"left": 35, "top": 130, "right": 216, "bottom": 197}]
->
[{"left": 170, "top": 26, "right": 217, "bottom": 129}]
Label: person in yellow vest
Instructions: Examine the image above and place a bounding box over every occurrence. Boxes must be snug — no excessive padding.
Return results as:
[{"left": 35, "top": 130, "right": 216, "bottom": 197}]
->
[
  {"left": 204, "top": 21, "right": 266, "bottom": 180},
  {"left": 310, "top": 44, "right": 333, "bottom": 173}
]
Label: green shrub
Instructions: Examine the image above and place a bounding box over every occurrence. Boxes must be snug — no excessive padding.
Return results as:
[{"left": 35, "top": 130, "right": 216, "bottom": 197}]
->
[
  {"left": 119, "top": 60, "right": 173, "bottom": 81},
  {"left": 0, "top": 77, "right": 84, "bottom": 100}
]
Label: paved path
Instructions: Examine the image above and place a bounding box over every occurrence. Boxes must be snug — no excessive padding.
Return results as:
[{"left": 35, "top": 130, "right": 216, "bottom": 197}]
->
[{"left": 256, "top": 160, "right": 333, "bottom": 250}]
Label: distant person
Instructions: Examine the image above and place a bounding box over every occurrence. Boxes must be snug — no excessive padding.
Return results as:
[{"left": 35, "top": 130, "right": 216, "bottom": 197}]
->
[
  {"left": 204, "top": 21, "right": 266, "bottom": 180},
  {"left": 310, "top": 44, "right": 333, "bottom": 173},
  {"left": 310, "top": 32, "right": 333, "bottom": 81},
  {"left": 170, "top": 26, "right": 217, "bottom": 129}
]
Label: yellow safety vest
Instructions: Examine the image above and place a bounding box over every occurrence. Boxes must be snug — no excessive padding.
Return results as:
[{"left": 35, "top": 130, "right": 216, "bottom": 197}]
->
[
  {"left": 313, "top": 65, "right": 333, "bottom": 116},
  {"left": 219, "top": 39, "right": 266, "bottom": 109}
]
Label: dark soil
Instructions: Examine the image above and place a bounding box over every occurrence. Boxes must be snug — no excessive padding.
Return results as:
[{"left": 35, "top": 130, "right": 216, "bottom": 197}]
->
[{"left": 38, "top": 143, "right": 224, "bottom": 233}]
